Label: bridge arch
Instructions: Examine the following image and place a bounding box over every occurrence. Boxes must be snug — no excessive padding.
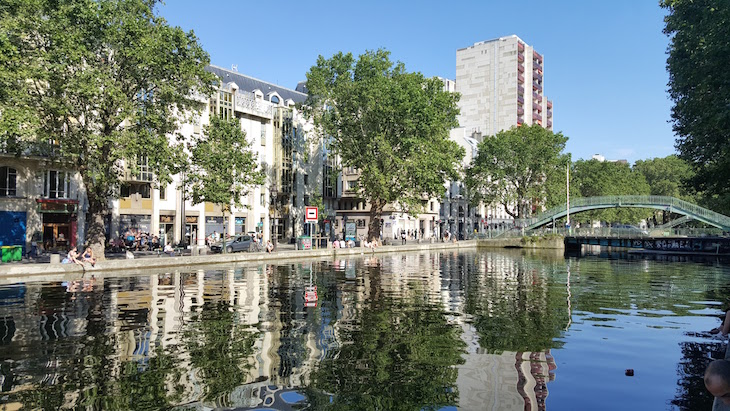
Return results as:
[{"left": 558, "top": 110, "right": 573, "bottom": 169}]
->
[{"left": 521, "top": 196, "right": 730, "bottom": 231}]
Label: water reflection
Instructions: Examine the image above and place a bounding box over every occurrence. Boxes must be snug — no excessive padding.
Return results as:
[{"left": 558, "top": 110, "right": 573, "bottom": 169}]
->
[{"left": 0, "top": 250, "right": 728, "bottom": 410}]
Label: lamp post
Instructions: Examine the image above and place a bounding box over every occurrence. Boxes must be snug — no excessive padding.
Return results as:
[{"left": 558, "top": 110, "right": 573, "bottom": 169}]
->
[{"left": 270, "top": 186, "right": 278, "bottom": 251}]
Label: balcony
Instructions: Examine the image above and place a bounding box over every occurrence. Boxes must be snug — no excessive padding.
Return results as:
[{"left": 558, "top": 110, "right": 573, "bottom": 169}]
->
[
  {"left": 517, "top": 95, "right": 524, "bottom": 104},
  {"left": 518, "top": 85, "right": 525, "bottom": 95},
  {"left": 547, "top": 120, "right": 553, "bottom": 128},
  {"left": 533, "top": 102, "right": 542, "bottom": 112},
  {"left": 547, "top": 100, "right": 553, "bottom": 109},
  {"left": 533, "top": 50, "right": 542, "bottom": 62},
  {"left": 518, "top": 63, "right": 524, "bottom": 73},
  {"left": 518, "top": 53, "right": 524, "bottom": 63},
  {"left": 533, "top": 61, "right": 543, "bottom": 71},
  {"left": 518, "top": 42, "right": 525, "bottom": 52},
  {"left": 533, "top": 114, "right": 542, "bottom": 122},
  {"left": 547, "top": 109, "right": 552, "bottom": 118},
  {"left": 518, "top": 73, "right": 524, "bottom": 83},
  {"left": 532, "top": 92, "right": 542, "bottom": 102},
  {"left": 533, "top": 81, "right": 542, "bottom": 92},
  {"left": 234, "top": 91, "right": 273, "bottom": 119},
  {"left": 517, "top": 116, "right": 524, "bottom": 125},
  {"left": 517, "top": 107, "right": 524, "bottom": 115}
]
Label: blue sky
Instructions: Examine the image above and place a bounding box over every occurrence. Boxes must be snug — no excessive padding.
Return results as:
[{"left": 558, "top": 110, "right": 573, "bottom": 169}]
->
[{"left": 158, "top": 1, "right": 674, "bottom": 164}]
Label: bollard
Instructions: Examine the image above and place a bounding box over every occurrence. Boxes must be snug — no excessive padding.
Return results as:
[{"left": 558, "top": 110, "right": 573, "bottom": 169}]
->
[
  {"left": 191, "top": 245, "right": 198, "bottom": 256},
  {"left": 50, "top": 254, "right": 61, "bottom": 264}
]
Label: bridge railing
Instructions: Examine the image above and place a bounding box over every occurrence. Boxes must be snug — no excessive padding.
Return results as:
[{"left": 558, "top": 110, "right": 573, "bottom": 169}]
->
[{"left": 518, "top": 196, "right": 730, "bottom": 230}]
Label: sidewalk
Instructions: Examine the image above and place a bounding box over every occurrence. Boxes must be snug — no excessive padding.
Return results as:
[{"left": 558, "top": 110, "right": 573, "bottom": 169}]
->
[{"left": 0, "top": 240, "right": 477, "bottom": 281}]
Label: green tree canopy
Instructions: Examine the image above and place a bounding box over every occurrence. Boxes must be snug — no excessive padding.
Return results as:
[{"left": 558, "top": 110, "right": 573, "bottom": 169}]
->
[
  {"left": 0, "top": 0, "right": 217, "bottom": 256},
  {"left": 465, "top": 124, "right": 570, "bottom": 219},
  {"left": 571, "top": 159, "right": 652, "bottom": 224},
  {"left": 187, "top": 116, "right": 265, "bottom": 213},
  {"left": 633, "top": 155, "right": 695, "bottom": 200},
  {"left": 303, "top": 49, "right": 465, "bottom": 241},
  {"left": 662, "top": 0, "right": 730, "bottom": 214}
]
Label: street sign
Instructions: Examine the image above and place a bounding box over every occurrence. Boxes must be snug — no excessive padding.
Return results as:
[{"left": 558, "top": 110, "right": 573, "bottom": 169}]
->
[{"left": 305, "top": 207, "right": 318, "bottom": 222}]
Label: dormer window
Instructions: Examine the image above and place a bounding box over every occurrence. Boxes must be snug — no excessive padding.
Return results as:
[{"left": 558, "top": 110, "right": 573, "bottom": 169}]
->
[
  {"left": 253, "top": 89, "right": 263, "bottom": 100},
  {"left": 270, "top": 95, "right": 280, "bottom": 105}
]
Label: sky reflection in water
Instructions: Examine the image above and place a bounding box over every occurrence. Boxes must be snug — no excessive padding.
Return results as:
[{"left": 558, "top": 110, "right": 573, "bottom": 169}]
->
[{"left": 0, "top": 249, "right": 728, "bottom": 410}]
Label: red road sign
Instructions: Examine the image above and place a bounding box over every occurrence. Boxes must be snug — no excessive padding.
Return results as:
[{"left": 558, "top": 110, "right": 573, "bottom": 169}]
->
[{"left": 305, "top": 207, "right": 318, "bottom": 222}]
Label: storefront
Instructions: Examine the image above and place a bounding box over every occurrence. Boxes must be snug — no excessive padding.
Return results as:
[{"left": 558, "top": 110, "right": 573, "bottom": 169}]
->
[
  {"left": 159, "top": 215, "right": 175, "bottom": 246},
  {"left": 205, "top": 216, "right": 225, "bottom": 238},
  {"left": 37, "top": 199, "right": 78, "bottom": 252},
  {"left": 235, "top": 217, "right": 246, "bottom": 235},
  {"left": 119, "top": 214, "right": 151, "bottom": 236},
  {"left": 0, "top": 211, "right": 27, "bottom": 252},
  {"left": 185, "top": 215, "right": 198, "bottom": 245}
]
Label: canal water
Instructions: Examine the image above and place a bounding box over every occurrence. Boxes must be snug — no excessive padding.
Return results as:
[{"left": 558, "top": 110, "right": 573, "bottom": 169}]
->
[{"left": 0, "top": 249, "right": 727, "bottom": 410}]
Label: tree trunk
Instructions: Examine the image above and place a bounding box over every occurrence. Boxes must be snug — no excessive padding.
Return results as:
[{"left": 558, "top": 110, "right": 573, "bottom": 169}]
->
[
  {"left": 368, "top": 199, "right": 386, "bottom": 242},
  {"left": 86, "top": 193, "right": 108, "bottom": 261}
]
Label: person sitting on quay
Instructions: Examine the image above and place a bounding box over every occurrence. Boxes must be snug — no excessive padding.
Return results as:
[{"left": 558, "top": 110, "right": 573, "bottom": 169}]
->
[
  {"left": 82, "top": 246, "right": 96, "bottom": 268},
  {"left": 163, "top": 243, "right": 176, "bottom": 256},
  {"left": 62, "top": 248, "right": 83, "bottom": 266},
  {"left": 266, "top": 240, "right": 274, "bottom": 253},
  {"left": 710, "top": 306, "right": 730, "bottom": 337},
  {"left": 705, "top": 359, "right": 730, "bottom": 406}
]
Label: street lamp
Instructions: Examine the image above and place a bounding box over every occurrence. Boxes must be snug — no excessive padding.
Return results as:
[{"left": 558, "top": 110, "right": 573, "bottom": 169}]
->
[{"left": 270, "top": 185, "right": 278, "bottom": 251}]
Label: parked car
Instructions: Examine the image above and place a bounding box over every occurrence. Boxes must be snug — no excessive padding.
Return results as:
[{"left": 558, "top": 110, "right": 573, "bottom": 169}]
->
[{"left": 210, "top": 234, "right": 253, "bottom": 253}]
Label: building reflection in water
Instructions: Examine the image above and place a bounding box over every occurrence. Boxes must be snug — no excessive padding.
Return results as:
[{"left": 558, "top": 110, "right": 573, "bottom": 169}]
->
[{"left": 0, "top": 249, "right": 567, "bottom": 410}]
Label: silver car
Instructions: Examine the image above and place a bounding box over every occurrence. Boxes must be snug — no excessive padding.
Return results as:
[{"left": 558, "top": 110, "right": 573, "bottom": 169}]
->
[{"left": 210, "top": 234, "right": 253, "bottom": 253}]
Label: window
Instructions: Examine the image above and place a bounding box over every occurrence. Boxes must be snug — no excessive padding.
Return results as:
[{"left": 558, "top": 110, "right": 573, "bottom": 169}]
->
[
  {"left": 260, "top": 193, "right": 265, "bottom": 206},
  {"left": 0, "top": 166, "right": 17, "bottom": 197},
  {"left": 219, "top": 90, "right": 233, "bottom": 120},
  {"left": 270, "top": 95, "right": 280, "bottom": 104},
  {"left": 304, "top": 195, "right": 310, "bottom": 206},
  {"left": 44, "top": 170, "right": 69, "bottom": 199},
  {"left": 137, "top": 156, "right": 153, "bottom": 182},
  {"left": 260, "top": 122, "right": 266, "bottom": 146},
  {"left": 121, "top": 182, "right": 151, "bottom": 198},
  {"left": 159, "top": 184, "right": 166, "bottom": 200},
  {"left": 303, "top": 174, "right": 309, "bottom": 185}
]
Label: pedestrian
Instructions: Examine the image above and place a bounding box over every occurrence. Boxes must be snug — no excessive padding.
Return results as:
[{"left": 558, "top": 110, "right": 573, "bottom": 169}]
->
[{"left": 401, "top": 230, "right": 406, "bottom": 245}]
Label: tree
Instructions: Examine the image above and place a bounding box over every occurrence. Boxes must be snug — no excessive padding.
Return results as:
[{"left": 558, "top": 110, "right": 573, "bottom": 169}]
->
[
  {"left": 571, "top": 159, "right": 652, "bottom": 224},
  {"left": 633, "top": 155, "right": 695, "bottom": 200},
  {"left": 465, "top": 124, "right": 569, "bottom": 219},
  {"left": 0, "top": 0, "right": 217, "bottom": 258},
  {"left": 187, "top": 116, "right": 265, "bottom": 249},
  {"left": 303, "top": 50, "right": 465, "bottom": 241},
  {"left": 662, "top": 0, "right": 730, "bottom": 214}
]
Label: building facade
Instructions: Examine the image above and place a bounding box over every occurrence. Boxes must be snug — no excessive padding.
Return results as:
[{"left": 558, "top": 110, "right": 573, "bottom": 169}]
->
[
  {"left": 456, "top": 35, "right": 553, "bottom": 136},
  {"left": 440, "top": 35, "right": 555, "bottom": 237}
]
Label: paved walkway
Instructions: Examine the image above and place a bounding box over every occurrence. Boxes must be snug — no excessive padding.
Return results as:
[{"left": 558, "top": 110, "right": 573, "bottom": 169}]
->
[{"left": 0, "top": 240, "right": 477, "bottom": 281}]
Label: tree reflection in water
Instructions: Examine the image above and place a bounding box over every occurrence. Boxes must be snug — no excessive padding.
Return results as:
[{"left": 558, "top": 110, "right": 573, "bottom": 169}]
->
[
  {"left": 307, "top": 295, "right": 466, "bottom": 411},
  {"left": 183, "top": 300, "right": 258, "bottom": 402}
]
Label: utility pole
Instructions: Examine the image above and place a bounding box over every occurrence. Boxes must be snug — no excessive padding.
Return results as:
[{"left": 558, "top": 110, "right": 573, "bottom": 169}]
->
[{"left": 566, "top": 162, "right": 570, "bottom": 233}]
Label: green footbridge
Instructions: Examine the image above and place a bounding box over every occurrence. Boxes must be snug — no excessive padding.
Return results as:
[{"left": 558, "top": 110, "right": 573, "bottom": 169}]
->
[{"left": 519, "top": 195, "right": 730, "bottom": 232}]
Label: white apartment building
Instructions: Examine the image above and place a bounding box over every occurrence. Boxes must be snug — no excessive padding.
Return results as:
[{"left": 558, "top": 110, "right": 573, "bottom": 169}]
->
[
  {"left": 456, "top": 35, "right": 553, "bottom": 136},
  {"left": 0, "top": 65, "right": 322, "bottom": 253},
  {"left": 448, "top": 35, "right": 555, "bottom": 234}
]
